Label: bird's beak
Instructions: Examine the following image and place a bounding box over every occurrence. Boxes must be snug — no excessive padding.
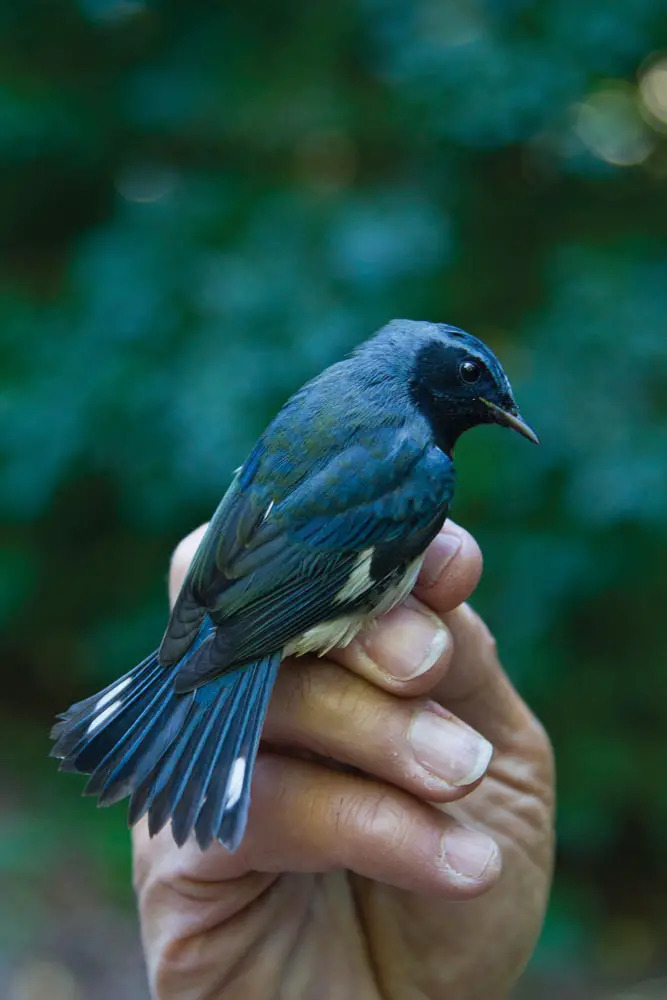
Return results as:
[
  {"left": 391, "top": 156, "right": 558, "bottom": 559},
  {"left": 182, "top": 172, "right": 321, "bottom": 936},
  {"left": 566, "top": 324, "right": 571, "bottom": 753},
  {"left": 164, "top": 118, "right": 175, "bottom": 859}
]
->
[{"left": 480, "top": 398, "right": 540, "bottom": 444}]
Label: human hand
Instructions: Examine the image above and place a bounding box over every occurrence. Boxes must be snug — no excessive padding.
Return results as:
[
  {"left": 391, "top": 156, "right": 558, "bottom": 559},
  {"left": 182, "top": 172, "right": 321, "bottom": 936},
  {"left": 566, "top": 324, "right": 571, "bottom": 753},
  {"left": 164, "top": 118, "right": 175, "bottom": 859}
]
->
[{"left": 133, "top": 521, "right": 554, "bottom": 1000}]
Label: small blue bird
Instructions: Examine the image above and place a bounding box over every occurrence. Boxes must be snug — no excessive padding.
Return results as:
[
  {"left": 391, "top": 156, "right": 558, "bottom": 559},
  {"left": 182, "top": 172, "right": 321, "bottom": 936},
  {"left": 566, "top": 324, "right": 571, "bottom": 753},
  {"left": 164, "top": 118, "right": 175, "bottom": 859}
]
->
[{"left": 51, "top": 319, "right": 537, "bottom": 852}]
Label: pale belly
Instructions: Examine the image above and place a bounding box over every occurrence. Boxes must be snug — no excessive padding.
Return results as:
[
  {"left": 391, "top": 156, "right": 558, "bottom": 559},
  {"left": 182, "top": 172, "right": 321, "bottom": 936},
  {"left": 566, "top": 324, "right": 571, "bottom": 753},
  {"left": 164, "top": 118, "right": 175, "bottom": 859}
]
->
[{"left": 283, "top": 554, "right": 424, "bottom": 658}]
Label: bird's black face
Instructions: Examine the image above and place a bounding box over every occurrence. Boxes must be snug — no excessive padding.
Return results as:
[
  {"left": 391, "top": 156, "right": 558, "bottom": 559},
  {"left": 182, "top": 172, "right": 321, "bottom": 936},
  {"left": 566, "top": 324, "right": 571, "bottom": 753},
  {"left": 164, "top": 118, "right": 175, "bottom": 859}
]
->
[{"left": 409, "top": 330, "right": 538, "bottom": 455}]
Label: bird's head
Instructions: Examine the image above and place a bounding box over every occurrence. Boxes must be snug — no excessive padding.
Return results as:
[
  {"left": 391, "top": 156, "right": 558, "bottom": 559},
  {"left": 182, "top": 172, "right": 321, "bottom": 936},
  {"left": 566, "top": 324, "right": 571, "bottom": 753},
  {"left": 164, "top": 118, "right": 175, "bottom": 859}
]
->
[{"left": 369, "top": 320, "right": 538, "bottom": 455}]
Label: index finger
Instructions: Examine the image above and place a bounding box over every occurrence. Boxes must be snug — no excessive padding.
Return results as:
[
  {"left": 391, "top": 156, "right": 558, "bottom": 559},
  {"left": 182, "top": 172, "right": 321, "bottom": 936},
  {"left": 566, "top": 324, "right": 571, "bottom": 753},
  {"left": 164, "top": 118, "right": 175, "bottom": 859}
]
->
[
  {"left": 412, "top": 526, "right": 544, "bottom": 746},
  {"left": 413, "top": 520, "right": 483, "bottom": 613}
]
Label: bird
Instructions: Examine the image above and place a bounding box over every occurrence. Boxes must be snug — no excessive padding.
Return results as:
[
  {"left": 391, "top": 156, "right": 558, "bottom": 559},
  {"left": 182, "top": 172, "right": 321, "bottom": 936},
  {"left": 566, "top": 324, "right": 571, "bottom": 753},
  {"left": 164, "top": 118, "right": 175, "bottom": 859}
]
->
[{"left": 51, "top": 319, "right": 538, "bottom": 853}]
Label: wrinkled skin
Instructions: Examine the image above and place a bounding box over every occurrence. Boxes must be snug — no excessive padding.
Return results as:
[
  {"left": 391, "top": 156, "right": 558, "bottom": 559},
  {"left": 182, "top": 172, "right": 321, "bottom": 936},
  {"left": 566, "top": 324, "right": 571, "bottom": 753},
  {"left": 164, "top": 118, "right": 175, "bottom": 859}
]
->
[{"left": 133, "top": 521, "right": 554, "bottom": 1000}]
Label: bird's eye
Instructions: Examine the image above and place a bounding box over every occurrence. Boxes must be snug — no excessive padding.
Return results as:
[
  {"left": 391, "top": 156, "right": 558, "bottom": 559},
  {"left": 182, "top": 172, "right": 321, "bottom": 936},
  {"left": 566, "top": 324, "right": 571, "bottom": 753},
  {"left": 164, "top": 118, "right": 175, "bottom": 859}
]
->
[{"left": 459, "top": 360, "right": 482, "bottom": 384}]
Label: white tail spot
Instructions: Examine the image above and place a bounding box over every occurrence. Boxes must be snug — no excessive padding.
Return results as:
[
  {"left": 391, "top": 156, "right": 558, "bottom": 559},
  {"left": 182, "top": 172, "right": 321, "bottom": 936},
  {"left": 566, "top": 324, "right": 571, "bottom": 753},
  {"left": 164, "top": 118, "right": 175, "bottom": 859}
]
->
[
  {"left": 261, "top": 500, "right": 275, "bottom": 524},
  {"left": 96, "top": 675, "right": 133, "bottom": 711},
  {"left": 87, "top": 699, "right": 122, "bottom": 735},
  {"left": 223, "top": 757, "right": 247, "bottom": 810}
]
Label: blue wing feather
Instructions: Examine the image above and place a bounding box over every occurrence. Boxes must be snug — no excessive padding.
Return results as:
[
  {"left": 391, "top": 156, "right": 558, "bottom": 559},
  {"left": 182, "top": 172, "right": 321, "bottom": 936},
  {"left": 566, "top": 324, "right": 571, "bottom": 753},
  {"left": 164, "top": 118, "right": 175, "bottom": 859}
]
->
[{"left": 165, "top": 427, "right": 455, "bottom": 689}]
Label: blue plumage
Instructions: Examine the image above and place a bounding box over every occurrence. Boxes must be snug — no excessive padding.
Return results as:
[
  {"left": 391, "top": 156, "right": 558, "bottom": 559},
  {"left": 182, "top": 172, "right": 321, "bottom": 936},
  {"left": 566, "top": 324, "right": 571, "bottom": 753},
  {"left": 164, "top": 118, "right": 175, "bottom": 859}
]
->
[{"left": 51, "top": 319, "right": 537, "bottom": 851}]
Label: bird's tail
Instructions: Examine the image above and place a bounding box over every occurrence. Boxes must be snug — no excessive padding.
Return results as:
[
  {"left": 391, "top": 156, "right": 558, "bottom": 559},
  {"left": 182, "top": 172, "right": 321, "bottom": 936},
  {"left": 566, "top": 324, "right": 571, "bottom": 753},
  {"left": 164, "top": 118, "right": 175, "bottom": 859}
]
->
[{"left": 50, "top": 621, "right": 280, "bottom": 851}]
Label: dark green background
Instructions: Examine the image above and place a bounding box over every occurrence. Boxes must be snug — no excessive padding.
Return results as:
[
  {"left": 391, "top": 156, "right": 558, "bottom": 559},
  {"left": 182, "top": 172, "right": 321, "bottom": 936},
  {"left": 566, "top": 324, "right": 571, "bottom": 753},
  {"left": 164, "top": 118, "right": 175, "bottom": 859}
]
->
[{"left": 2, "top": 1, "right": 667, "bottom": 996}]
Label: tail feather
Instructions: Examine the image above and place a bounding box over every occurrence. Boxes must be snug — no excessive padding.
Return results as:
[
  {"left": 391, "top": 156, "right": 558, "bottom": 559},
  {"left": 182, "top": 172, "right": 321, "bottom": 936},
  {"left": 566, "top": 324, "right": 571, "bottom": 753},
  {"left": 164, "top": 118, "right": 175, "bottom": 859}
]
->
[
  {"left": 166, "top": 677, "right": 249, "bottom": 846},
  {"left": 140, "top": 684, "right": 228, "bottom": 839},
  {"left": 88, "top": 679, "right": 193, "bottom": 806},
  {"left": 189, "top": 669, "right": 260, "bottom": 848},
  {"left": 195, "top": 656, "right": 279, "bottom": 851},
  {"left": 50, "top": 622, "right": 281, "bottom": 852},
  {"left": 78, "top": 666, "right": 178, "bottom": 779},
  {"left": 50, "top": 652, "right": 163, "bottom": 764}
]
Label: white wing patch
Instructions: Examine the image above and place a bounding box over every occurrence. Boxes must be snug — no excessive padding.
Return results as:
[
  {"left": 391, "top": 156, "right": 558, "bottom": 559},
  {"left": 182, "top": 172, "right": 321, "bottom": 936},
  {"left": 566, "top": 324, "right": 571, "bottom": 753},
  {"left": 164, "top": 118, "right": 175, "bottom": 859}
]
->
[
  {"left": 286, "top": 554, "right": 425, "bottom": 659},
  {"left": 372, "top": 555, "right": 423, "bottom": 616},
  {"left": 334, "top": 547, "right": 374, "bottom": 604},
  {"left": 286, "top": 614, "right": 367, "bottom": 658},
  {"left": 224, "top": 757, "right": 246, "bottom": 810},
  {"left": 86, "top": 699, "right": 122, "bottom": 735},
  {"left": 261, "top": 499, "right": 275, "bottom": 524}
]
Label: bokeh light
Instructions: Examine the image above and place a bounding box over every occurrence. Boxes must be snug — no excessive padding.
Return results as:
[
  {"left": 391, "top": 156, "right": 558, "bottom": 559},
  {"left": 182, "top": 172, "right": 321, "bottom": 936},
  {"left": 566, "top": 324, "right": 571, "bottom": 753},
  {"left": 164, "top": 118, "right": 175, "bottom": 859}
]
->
[
  {"left": 114, "top": 163, "right": 179, "bottom": 204},
  {"left": 573, "top": 84, "right": 653, "bottom": 165},
  {"left": 639, "top": 55, "right": 667, "bottom": 128}
]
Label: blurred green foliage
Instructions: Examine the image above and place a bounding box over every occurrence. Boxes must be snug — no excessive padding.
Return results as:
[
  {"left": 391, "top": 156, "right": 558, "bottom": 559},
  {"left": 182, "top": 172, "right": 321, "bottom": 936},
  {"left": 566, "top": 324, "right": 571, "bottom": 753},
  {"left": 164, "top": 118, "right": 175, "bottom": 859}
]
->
[{"left": 2, "top": 0, "right": 667, "bottom": 990}]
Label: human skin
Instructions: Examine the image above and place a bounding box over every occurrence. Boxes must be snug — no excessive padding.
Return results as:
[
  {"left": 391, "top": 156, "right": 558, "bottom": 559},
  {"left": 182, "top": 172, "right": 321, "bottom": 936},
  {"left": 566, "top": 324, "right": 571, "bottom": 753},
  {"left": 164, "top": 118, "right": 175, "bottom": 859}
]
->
[{"left": 132, "top": 520, "right": 555, "bottom": 1000}]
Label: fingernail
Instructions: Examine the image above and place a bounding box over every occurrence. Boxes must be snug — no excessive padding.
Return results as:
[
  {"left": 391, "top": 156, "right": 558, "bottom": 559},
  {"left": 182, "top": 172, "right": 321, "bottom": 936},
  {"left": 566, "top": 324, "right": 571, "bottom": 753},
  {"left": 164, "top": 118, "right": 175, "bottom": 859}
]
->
[
  {"left": 419, "top": 533, "right": 462, "bottom": 588},
  {"left": 409, "top": 712, "right": 493, "bottom": 787},
  {"left": 440, "top": 826, "right": 499, "bottom": 880},
  {"left": 359, "top": 606, "right": 450, "bottom": 680}
]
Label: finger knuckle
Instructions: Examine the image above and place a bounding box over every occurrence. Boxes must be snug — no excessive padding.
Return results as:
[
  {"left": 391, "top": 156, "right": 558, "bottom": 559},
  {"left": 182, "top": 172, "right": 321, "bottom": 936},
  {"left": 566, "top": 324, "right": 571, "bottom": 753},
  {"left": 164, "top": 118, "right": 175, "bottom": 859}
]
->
[{"left": 344, "top": 790, "right": 410, "bottom": 850}]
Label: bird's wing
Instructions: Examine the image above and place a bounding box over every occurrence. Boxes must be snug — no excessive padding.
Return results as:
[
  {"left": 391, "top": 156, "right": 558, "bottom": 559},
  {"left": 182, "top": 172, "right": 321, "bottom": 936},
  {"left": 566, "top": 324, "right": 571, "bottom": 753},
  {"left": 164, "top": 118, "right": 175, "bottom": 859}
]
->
[{"left": 163, "top": 427, "right": 455, "bottom": 688}]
